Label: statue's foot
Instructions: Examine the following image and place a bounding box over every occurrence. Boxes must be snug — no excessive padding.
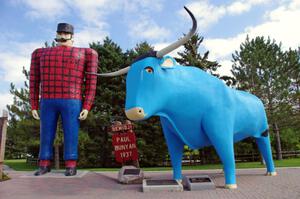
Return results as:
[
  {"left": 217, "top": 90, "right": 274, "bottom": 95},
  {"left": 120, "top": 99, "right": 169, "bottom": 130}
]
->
[
  {"left": 225, "top": 184, "right": 237, "bottom": 189},
  {"left": 65, "top": 167, "right": 77, "bottom": 176},
  {"left": 34, "top": 166, "right": 51, "bottom": 176},
  {"left": 266, "top": 171, "right": 277, "bottom": 176}
]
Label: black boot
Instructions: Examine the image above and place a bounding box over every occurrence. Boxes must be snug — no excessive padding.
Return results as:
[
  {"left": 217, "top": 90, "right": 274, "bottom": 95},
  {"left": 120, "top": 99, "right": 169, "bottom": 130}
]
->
[
  {"left": 65, "top": 167, "right": 77, "bottom": 176},
  {"left": 34, "top": 166, "right": 51, "bottom": 176}
]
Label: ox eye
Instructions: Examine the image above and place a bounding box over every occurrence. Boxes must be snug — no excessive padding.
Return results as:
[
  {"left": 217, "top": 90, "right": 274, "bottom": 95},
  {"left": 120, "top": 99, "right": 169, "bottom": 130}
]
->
[{"left": 145, "top": 66, "right": 154, "bottom": 74}]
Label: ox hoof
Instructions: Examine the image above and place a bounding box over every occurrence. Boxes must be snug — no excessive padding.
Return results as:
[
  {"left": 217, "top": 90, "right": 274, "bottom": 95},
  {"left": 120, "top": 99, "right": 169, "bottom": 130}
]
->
[
  {"left": 266, "top": 171, "right": 277, "bottom": 176},
  {"left": 225, "top": 184, "right": 237, "bottom": 189}
]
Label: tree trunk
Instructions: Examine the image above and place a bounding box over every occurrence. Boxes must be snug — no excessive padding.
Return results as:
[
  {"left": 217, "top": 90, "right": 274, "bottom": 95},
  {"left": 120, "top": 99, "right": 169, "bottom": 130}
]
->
[
  {"left": 54, "top": 144, "right": 60, "bottom": 170},
  {"left": 200, "top": 150, "right": 206, "bottom": 165},
  {"left": 273, "top": 123, "right": 282, "bottom": 160},
  {"left": 260, "top": 155, "right": 266, "bottom": 165}
]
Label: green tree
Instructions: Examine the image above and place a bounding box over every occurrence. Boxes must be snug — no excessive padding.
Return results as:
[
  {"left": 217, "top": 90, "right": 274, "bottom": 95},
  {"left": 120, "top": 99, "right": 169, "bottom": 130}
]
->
[
  {"left": 286, "top": 48, "right": 300, "bottom": 129},
  {"left": 6, "top": 68, "right": 40, "bottom": 159}
]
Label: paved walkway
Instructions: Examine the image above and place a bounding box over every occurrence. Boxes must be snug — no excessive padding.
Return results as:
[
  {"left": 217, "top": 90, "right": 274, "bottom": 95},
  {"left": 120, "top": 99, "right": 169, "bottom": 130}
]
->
[{"left": 1, "top": 167, "right": 300, "bottom": 199}]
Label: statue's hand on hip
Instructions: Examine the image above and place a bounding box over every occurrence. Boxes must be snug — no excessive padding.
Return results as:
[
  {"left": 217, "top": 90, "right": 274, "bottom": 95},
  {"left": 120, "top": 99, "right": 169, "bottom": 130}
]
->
[
  {"left": 79, "top": 109, "right": 89, "bottom": 120},
  {"left": 32, "top": 110, "right": 40, "bottom": 120}
]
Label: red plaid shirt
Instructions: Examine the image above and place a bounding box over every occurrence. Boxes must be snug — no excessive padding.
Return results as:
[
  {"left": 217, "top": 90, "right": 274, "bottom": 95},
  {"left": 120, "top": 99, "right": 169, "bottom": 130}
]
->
[{"left": 29, "top": 46, "right": 98, "bottom": 111}]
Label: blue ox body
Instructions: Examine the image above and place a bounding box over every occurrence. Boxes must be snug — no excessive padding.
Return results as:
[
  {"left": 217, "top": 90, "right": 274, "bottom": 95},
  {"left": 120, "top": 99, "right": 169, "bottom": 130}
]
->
[
  {"left": 95, "top": 7, "right": 277, "bottom": 189},
  {"left": 124, "top": 55, "right": 276, "bottom": 188}
]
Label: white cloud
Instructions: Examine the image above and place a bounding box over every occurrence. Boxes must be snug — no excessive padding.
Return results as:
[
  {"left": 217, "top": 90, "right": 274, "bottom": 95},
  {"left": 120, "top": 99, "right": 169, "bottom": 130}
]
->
[
  {"left": 128, "top": 16, "right": 171, "bottom": 41},
  {"left": 252, "top": 1, "right": 300, "bottom": 50},
  {"left": 122, "top": 0, "right": 164, "bottom": 13},
  {"left": 0, "top": 41, "right": 42, "bottom": 114},
  {"left": 0, "top": 52, "right": 30, "bottom": 82},
  {"left": 183, "top": 1, "right": 226, "bottom": 30},
  {"left": 0, "top": 42, "right": 41, "bottom": 84},
  {"left": 228, "top": 0, "right": 271, "bottom": 15},
  {"left": 66, "top": 0, "right": 119, "bottom": 29},
  {"left": 18, "top": 0, "right": 117, "bottom": 29},
  {"left": 227, "top": 1, "right": 251, "bottom": 15},
  {"left": 74, "top": 27, "right": 108, "bottom": 47},
  {"left": 17, "top": 0, "right": 168, "bottom": 44},
  {"left": 202, "top": 0, "right": 300, "bottom": 76},
  {"left": 0, "top": 93, "right": 13, "bottom": 113},
  {"left": 19, "top": 0, "right": 67, "bottom": 19},
  {"left": 184, "top": 0, "right": 271, "bottom": 30},
  {"left": 203, "top": 34, "right": 245, "bottom": 60},
  {"left": 122, "top": 0, "right": 167, "bottom": 41},
  {"left": 217, "top": 59, "right": 234, "bottom": 77},
  {"left": 15, "top": 0, "right": 114, "bottom": 49}
]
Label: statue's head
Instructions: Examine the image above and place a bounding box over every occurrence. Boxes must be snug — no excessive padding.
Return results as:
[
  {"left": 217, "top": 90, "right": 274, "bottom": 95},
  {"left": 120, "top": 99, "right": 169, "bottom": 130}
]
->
[{"left": 55, "top": 23, "right": 74, "bottom": 47}]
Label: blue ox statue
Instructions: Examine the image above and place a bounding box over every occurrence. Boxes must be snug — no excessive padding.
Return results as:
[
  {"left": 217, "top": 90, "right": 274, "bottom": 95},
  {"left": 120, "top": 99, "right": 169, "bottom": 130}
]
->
[{"left": 93, "top": 7, "right": 277, "bottom": 189}]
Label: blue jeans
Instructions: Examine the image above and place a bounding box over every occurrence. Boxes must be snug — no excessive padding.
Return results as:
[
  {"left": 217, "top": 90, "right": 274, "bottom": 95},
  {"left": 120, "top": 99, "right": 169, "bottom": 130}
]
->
[{"left": 39, "top": 99, "right": 82, "bottom": 160}]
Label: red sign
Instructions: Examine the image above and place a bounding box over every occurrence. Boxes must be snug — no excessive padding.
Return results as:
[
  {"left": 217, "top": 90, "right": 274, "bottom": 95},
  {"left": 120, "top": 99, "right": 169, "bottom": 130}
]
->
[{"left": 112, "top": 132, "right": 138, "bottom": 163}]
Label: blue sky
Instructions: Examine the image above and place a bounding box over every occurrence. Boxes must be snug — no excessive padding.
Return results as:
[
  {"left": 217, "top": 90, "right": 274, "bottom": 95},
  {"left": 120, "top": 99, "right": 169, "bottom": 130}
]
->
[{"left": 0, "top": 0, "right": 299, "bottom": 112}]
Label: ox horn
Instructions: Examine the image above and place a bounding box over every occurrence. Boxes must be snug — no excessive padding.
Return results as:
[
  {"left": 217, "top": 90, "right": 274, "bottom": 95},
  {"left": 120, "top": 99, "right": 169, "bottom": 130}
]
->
[
  {"left": 85, "top": 66, "right": 130, "bottom": 77},
  {"left": 90, "top": 6, "right": 197, "bottom": 77},
  {"left": 156, "top": 6, "right": 197, "bottom": 58}
]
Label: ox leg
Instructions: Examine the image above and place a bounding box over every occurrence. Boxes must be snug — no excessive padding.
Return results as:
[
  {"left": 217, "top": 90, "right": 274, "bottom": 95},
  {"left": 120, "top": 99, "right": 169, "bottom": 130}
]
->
[
  {"left": 255, "top": 136, "right": 277, "bottom": 176},
  {"left": 203, "top": 115, "right": 237, "bottom": 189},
  {"left": 160, "top": 117, "right": 184, "bottom": 181},
  {"left": 212, "top": 138, "right": 236, "bottom": 189}
]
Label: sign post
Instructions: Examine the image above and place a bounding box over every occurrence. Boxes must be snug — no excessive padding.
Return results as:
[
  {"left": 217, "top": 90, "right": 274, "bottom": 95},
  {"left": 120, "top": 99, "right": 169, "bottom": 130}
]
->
[
  {"left": 0, "top": 110, "right": 8, "bottom": 180},
  {"left": 110, "top": 120, "right": 143, "bottom": 184}
]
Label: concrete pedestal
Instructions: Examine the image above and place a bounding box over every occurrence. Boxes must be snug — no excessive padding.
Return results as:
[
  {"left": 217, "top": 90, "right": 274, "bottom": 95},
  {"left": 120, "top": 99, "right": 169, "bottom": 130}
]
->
[
  {"left": 143, "top": 179, "right": 183, "bottom": 192},
  {"left": 118, "top": 166, "right": 144, "bottom": 184},
  {"left": 183, "top": 175, "right": 215, "bottom": 191}
]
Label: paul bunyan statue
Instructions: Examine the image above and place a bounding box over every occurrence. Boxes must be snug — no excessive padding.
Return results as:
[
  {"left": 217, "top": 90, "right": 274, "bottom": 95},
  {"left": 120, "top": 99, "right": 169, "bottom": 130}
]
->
[{"left": 29, "top": 23, "right": 98, "bottom": 176}]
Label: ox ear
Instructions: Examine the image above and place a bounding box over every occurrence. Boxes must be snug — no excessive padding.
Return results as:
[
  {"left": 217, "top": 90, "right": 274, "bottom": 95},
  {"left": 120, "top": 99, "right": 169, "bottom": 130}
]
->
[{"left": 160, "top": 56, "right": 177, "bottom": 69}]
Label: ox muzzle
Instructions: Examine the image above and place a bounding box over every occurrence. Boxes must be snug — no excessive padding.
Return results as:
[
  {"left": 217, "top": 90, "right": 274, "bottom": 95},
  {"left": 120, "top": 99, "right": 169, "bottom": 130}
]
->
[{"left": 125, "top": 107, "right": 146, "bottom": 121}]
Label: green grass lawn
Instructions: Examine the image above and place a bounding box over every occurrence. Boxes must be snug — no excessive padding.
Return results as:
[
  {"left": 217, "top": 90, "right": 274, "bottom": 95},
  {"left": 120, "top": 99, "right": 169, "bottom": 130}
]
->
[
  {"left": 4, "top": 158, "right": 300, "bottom": 172},
  {"left": 4, "top": 159, "right": 38, "bottom": 171}
]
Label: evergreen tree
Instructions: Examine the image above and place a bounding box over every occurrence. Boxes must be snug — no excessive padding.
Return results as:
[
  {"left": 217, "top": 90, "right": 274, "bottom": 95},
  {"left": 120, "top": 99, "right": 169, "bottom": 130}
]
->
[
  {"left": 286, "top": 48, "right": 300, "bottom": 128},
  {"left": 6, "top": 68, "right": 40, "bottom": 159},
  {"left": 278, "top": 48, "right": 300, "bottom": 152}
]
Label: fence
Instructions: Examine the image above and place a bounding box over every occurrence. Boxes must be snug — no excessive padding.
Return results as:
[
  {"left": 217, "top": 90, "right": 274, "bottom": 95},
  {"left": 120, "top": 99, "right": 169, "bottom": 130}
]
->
[
  {"left": 163, "top": 151, "right": 300, "bottom": 166},
  {"left": 25, "top": 151, "right": 300, "bottom": 167}
]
